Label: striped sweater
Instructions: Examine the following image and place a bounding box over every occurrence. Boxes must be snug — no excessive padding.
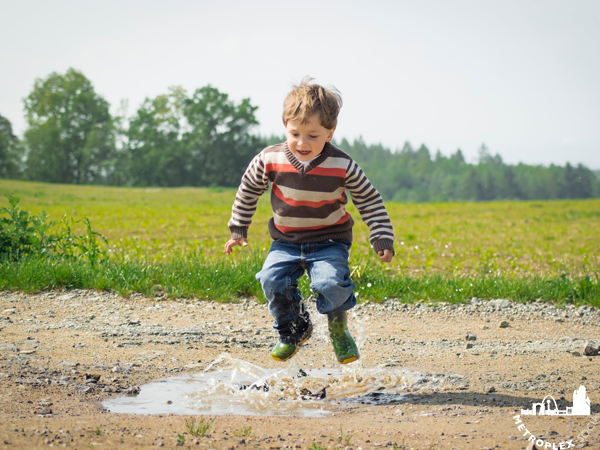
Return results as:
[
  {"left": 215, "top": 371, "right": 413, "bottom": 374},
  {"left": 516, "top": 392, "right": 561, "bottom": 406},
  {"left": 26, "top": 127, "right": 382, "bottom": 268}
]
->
[{"left": 228, "top": 142, "right": 395, "bottom": 253}]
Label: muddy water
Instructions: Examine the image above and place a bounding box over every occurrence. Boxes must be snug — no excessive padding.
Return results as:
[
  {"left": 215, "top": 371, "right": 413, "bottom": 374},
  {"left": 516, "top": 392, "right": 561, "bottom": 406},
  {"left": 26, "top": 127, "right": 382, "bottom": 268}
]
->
[{"left": 103, "top": 353, "right": 465, "bottom": 417}]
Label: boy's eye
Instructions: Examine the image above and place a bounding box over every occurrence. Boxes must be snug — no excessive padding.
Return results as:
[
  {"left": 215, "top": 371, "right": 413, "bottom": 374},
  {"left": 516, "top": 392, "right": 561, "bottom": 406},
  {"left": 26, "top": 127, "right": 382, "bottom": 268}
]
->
[{"left": 309, "top": 135, "right": 318, "bottom": 139}]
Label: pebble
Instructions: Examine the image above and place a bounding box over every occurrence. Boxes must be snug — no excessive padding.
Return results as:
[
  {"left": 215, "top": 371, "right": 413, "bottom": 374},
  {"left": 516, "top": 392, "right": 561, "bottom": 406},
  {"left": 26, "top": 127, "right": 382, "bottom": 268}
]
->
[
  {"left": 583, "top": 341, "right": 599, "bottom": 356},
  {"left": 466, "top": 333, "right": 477, "bottom": 341},
  {"left": 499, "top": 320, "right": 510, "bottom": 328},
  {"left": 487, "top": 299, "right": 511, "bottom": 309}
]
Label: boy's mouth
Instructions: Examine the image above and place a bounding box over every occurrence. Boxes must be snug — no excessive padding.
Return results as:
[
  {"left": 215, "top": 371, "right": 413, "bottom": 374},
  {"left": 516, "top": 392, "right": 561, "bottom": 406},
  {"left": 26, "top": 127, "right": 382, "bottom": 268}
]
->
[{"left": 297, "top": 150, "right": 311, "bottom": 156}]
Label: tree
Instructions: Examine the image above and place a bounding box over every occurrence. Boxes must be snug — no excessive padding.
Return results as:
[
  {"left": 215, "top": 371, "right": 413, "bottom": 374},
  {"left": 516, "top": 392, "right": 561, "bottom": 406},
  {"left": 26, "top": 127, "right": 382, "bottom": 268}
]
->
[
  {"left": 125, "top": 85, "right": 263, "bottom": 187},
  {"left": 182, "top": 85, "right": 262, "bottom": 187},
  {"left": 0, "top": 114, "right": 24, "bottom": 178},
  {"left": 23, "top": 68, "right": 115, "bottom": 184},
  {"left": 126, "top": 86, "right": 187, "bottom": 186}
]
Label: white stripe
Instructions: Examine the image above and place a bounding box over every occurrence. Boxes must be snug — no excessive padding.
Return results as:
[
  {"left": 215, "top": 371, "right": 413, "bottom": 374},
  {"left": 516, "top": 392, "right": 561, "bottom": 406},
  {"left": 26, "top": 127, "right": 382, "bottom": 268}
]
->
[
  {"left": 276, "top": 184, "right": 346, "bottom": 202},
  {"left": 315, "top": 156, "right": 350, "bottom": 170},
  {"left": 273, "top": 209, "right": 348, "bottom": 228}
]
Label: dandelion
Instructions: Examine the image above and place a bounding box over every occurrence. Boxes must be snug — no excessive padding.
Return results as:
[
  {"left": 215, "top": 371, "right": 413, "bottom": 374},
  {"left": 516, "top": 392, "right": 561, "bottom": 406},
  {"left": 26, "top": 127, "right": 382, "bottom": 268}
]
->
[
  {"left": 367, "top": 283, "right": 372, "bottom": 288},
  {"left": 415, "top": 246, "right": 418, "bottom": 249},
  {"left": 400, "top": 242, "right": 405, "bottom": 245}
]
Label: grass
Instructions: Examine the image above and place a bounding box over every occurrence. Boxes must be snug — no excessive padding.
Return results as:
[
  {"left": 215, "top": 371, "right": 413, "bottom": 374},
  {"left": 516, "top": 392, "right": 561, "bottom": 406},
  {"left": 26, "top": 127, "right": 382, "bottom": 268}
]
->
[
  {"left": 336, "top": 426, "right": 353, "bottom": 447},
  {"left": 233, "top": 426, "right": 253, "bottom": 437},
  {"left": 0, "top": 179, "right": 599, "bottom": 305},
  {"left": 184, "top": 417, "right": 214, "bottom": 437}
]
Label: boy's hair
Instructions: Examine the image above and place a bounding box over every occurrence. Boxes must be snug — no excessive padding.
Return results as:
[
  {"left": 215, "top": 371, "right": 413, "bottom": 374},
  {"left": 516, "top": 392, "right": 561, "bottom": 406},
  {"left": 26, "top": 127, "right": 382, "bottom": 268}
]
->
[{"left": 282, "top": 76, "right": 343, "bottom": 130}]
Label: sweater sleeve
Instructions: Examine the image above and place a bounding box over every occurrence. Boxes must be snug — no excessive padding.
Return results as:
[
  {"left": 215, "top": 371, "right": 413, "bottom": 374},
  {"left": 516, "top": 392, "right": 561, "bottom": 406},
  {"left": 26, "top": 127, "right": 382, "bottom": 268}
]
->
[
  {"left": 344, "top": 159, "right": 395, "bottom": 254},
  {"left": 228, "top": 151, "right": 270, "bottom": 239}
]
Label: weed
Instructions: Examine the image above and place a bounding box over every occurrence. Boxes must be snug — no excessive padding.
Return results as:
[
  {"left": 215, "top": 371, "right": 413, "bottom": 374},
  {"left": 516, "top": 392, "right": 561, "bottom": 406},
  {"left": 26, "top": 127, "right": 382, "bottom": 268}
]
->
[
  {"left": 0, "top": 193, "right": 108, "bottom": 264},
  {"left": 336, "top": 426, "right": 353, "bottom": 447},
  {"left": 93, "top": 427, "right": 102, "bottom": 436},
  {"left": 176, "top": 434, "right": 185, "bottom": 446},
  {"left": 308, "top": 443, "right": 327, "bottom": 450},
  {"left": 185, "top": 416, "right": 215, "bottom": 437},
  {"left": 233, "top": 426, "right": 253, "bottom": 437}
]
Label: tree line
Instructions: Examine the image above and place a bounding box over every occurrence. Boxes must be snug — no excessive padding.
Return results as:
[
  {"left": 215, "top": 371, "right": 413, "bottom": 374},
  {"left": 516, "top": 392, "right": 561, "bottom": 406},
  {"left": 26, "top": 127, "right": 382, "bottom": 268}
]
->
[
  {"left": 1, "top": 68, "right": 599, "bottom": 202},
  {"left": 335, "top": 139, "right": 600, "bottom": 202}
]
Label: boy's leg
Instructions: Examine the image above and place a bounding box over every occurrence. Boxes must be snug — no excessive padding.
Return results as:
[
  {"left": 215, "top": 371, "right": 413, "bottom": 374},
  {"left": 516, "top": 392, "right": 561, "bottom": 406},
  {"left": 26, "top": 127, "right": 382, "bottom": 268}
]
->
[
  {"left": 306, "top": 240, "right": 359, "bottom": 364},
  {"left": 255, "top": 241, "right": 312, "bottom": 360},
  {"left": 306, "top": 240, "right": 356, "bottom": 315}
]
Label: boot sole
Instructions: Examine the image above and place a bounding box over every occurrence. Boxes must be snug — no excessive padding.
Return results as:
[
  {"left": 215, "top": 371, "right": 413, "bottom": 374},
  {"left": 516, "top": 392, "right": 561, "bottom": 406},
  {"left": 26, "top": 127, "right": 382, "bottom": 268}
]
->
[
  {"left": 271, "top": 325, "right": 313, "bottom": 362},
  {"left": 339, "top": 355, "right": 359, "bottom": 364}
]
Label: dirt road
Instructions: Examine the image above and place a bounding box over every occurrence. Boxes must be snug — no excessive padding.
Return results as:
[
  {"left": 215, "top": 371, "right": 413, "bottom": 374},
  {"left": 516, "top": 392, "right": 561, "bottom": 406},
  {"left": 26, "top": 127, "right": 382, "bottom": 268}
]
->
[{"left": 1, "top": 290, "right": 599, "bottom": 449}]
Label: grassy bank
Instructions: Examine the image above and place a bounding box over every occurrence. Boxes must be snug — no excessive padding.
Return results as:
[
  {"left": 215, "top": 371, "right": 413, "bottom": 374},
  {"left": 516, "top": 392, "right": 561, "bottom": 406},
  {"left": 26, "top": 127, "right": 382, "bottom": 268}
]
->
[
  {"left": 1, "top": 253, "right": 598, "bottom": 306},
  {"left": 1, "top": 179, "right": 599, "bottom": 305}
]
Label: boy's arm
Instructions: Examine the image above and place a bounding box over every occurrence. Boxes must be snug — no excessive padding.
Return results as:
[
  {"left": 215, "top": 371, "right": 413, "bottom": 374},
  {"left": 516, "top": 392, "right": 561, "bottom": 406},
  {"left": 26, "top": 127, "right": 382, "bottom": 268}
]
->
[
  {"left": 227, "top": 151, "right": 270, "bottom": 240},
  {"left": 344, "top": 160, "right": 395, "bottom": 255}
]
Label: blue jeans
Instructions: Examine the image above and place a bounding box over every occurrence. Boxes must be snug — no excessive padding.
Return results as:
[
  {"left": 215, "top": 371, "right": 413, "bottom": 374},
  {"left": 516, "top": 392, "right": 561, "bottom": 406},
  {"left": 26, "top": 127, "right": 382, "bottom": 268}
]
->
[{"left": 255, "top": 239, "right": 356, "bottom": 338}]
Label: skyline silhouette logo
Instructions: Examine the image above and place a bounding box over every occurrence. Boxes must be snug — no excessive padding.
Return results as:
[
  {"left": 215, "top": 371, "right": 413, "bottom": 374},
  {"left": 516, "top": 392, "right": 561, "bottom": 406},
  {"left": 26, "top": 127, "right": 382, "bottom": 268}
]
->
[{"left": 521, "top": 385, "right": 591, "bottom": 416}]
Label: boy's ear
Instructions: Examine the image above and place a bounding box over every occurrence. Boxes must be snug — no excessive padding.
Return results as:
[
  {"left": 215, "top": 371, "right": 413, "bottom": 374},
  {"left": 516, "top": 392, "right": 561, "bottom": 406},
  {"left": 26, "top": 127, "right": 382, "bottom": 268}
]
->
[{"left": 326, "top": 127, "right": 336, "bottom": 142}]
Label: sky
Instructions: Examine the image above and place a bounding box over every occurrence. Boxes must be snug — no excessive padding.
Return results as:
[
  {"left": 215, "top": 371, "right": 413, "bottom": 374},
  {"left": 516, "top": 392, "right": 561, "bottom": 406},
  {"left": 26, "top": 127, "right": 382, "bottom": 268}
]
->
[{"left": 1, "top": 0, "right": 599, "bottom": 168}]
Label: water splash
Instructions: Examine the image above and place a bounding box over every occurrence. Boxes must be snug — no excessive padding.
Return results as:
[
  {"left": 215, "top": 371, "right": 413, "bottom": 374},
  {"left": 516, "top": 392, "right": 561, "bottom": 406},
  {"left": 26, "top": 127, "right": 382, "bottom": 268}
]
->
[{"left": 103, "top": 352, "right": 466, "bottom": 417}]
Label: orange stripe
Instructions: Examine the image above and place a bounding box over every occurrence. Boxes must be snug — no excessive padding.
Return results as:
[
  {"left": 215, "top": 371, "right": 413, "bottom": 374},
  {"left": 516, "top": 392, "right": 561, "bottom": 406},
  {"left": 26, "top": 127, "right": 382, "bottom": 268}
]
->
[
  {"left": 307, "top": 166, "right": 346, "bottom": 177},
  {"left": 273, "top": 185, "right": 346, "bottom": 208},
  {"left": 274, "top": 212, "right": 351, "bottom": 233},
  {"left": 265, "top": 163, "right": 347, "bottom": 178},
  {"left": 265, "top": 163, "right": 298, "bottom": 174}
]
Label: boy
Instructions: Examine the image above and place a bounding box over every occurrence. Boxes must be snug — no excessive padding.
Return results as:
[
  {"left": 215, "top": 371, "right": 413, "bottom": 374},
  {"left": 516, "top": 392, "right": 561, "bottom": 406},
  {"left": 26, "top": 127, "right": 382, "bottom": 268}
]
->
[{"left": 225, "top": 77, "right": 394, "bottom": 364}]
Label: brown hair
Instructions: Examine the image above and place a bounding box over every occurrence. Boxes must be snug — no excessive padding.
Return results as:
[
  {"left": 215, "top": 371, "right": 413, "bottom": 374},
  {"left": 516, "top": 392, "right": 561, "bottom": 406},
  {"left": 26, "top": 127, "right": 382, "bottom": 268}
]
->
[{"left": 282, "top": 76, "right": 343, "bottom": 130}]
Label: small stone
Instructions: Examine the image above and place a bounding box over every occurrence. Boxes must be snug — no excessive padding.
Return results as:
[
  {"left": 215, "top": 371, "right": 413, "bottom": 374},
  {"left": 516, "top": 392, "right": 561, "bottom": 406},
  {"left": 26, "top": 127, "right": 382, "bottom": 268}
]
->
[
  {"left": 488, "top": 299, "right": 511, "bottom": 309},
  {"left": 583, "top": 341, "right": 599, "bottom": 356},
  {"left": 526, "top": 442, "right": 541, "bottom": 450},
  {"left": 571, "top": 351, "right": 582, "bottom": 357},
  {"left": 123, "top": 385, "right": 140, "bottom": 395},
  {"left": 393, "top": 407, "right": 404, "bottom": 416},
  {"left": 508, "top": 435, "right": 517, "bottom": 440},
  {"left": 39, "top": 408, "right": 52, "bottom": 415},
  {"left": 499, "top": 321, "right": 510, "bottom": 328},
  {"left": 466, "top": 343, "right": 474, "bottom": 349},
  {"left": 481, "top": 325, "right": 490, "bottom": 330},
  {"left": 484, "top": 386, "right": 496, "bottom": 393},
  {"left": 466, "top": 333, "right": 477, "bottom": 341},
  {"left": 59, "top": 362, "right": 79, "bottom": 368}
]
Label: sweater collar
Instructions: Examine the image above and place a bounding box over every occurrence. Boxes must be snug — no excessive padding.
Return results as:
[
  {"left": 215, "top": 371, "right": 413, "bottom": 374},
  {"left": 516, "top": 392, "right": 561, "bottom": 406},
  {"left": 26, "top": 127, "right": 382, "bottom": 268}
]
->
[{"left": 284, "top": 142, "right": 332, "bottom": 175}]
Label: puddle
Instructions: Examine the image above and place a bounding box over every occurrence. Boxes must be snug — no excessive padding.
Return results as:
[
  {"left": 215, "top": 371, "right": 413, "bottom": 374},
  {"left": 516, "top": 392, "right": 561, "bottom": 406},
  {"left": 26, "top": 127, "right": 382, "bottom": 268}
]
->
[{"left": 103, "top": 353, "right": 467, "bottom": 417}]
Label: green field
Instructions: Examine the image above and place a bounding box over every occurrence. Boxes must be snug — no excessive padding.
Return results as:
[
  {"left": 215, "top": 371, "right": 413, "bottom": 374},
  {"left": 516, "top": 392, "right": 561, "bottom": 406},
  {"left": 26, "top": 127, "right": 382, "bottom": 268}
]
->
[{"left": 1, "top": 179, "right": 599, "bottom": 304}]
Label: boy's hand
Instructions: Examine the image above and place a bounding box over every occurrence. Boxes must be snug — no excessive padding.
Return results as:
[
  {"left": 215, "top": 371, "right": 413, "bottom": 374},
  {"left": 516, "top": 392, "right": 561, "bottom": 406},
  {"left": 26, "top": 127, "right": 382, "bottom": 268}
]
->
[
  {"left": 378, "top": 249, "right": 394, "bottom": 263},
  {"left": 224, "top": 237, "right": 248, "bottom": 255}
]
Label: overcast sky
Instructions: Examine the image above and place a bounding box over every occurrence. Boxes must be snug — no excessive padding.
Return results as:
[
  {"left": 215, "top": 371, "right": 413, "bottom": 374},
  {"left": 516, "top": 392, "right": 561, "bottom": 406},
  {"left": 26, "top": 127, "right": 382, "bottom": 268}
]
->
[{"left": 1, "top": 0, "right": 599, "bottom": 168}]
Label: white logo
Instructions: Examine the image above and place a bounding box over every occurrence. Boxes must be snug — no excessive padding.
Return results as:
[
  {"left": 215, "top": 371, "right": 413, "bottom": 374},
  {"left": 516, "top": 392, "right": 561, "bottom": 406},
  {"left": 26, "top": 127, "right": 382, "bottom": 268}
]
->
[
  {"left": 512, "top": 385, "right": 598, "bottom": 449},
  {"left": 521, "top": 385, "right": 591, "bottom": 416}
]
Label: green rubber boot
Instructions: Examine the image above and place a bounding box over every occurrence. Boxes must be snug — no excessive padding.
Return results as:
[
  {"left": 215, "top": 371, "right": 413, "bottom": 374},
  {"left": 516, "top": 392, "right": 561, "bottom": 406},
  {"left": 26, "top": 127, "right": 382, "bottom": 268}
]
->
[
  {"left": 328, "top": 310, "right": 360, "bottom": 364},
  {"left": 270, "top": 321, "right": 313, "bottom": 362}
]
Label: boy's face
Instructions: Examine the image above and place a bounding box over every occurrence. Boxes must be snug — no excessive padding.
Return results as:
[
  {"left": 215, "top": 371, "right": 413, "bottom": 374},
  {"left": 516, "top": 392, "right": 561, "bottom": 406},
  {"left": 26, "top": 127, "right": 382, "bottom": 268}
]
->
[{"left": 285, "top": 114, "right": 335, "bottom": 162}]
